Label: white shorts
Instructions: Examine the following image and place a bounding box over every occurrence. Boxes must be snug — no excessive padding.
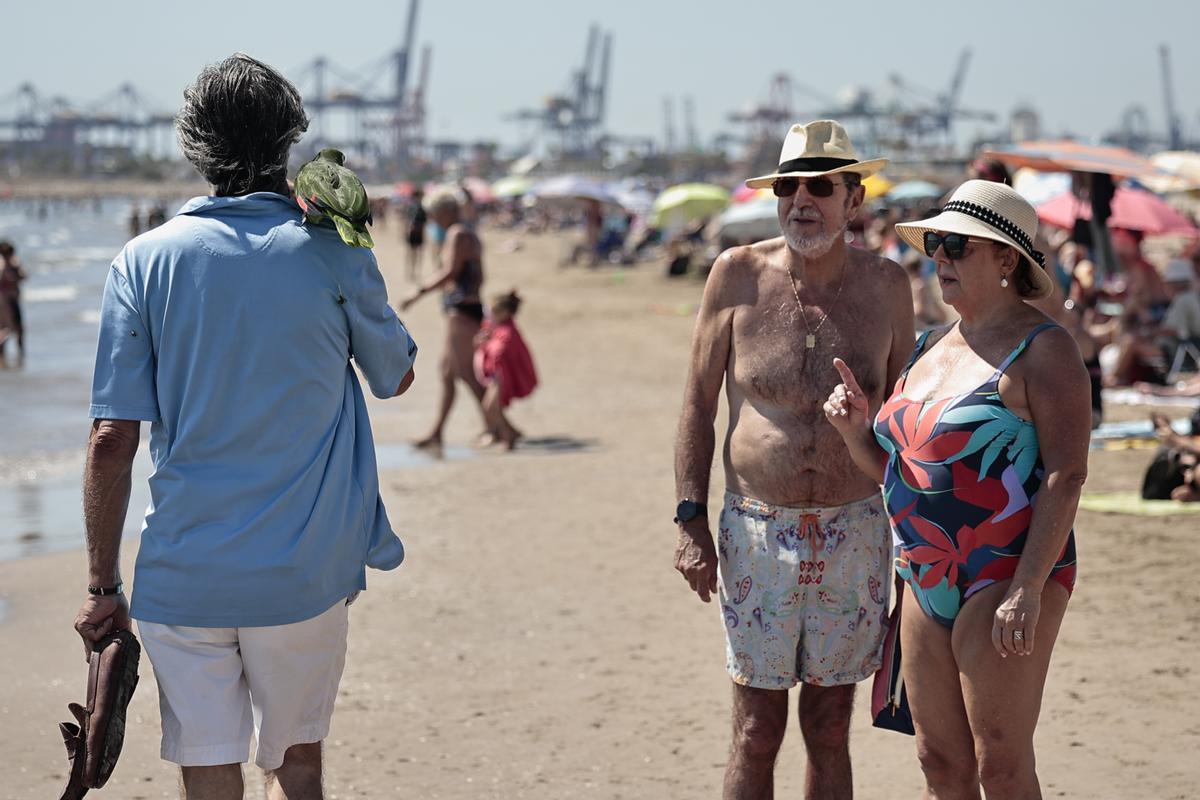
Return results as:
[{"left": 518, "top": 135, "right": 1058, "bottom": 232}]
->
[
  {"left": 137, "top": 596, "right": 353, "bottom": 770},
  {"left": 716, "top": 492, "right": 891, "bottom": 689}
]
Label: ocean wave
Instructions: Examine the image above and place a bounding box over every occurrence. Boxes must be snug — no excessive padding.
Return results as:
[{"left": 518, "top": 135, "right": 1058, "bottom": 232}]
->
[
  {"left": 0, "top": 449, "right": 83, "bottom": 484},
  {"left": 0, "top": 441, "right": 151, "bottom": 486},
  {"left": 29, "top": 245, "right": 118, "bottom": 273},
  {"left": 22, "top": 285, "right": 80, "bottom": 304}
]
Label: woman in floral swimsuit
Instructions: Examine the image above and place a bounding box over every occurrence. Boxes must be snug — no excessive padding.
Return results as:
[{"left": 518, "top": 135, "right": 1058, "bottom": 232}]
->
[{"left": 824, "top": 181, "right": 1090, "bottom": 799}]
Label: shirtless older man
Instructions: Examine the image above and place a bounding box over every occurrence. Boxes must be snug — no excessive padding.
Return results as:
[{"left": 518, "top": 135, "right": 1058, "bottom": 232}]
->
[{"left": 673, "top": 120, "right": 915, "bottom": 799}]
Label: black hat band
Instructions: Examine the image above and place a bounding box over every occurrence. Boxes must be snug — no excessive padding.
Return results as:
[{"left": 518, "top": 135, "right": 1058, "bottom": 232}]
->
[
  {"left": 941, "top": 200, "right": 1046, "bottom": 267},
  {"left": 775, "top": 157, "right": 858, "bottom": 174}
]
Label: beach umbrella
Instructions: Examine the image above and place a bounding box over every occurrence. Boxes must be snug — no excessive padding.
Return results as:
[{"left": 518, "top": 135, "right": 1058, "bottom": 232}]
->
[
  {"left": 651, "top": 183, "right": 731, "bottom": 228},
  {"left": 713, "top": 196, "right": 779, "bottom": 241},
  {"left": 863, "top": 174, "right": 893, "bottom": 201},
  {"left": 534, "top": 175, "right": 620, "bottom": 207},
  {"left": 459, "top": 177, "right": 495, "bottom": 205},
  {"left": 492, "top": 175, "right": 533, "bottom": 199},
  {"left": 885, "top": 180, "right": 943, "bottom": 204},
  {"left": 613, "top": 186, "right": 655, "bottom": 217},
  {"left": 1011, "top": 168, "right": 1071, "bottom": 207},
  {"left": 422, "top": 182, "right": 458, "bottom": 201},
  {"left": 1035, "top": 186, "right": 1199, "bottom": 236},
  {"left": 1143, "top": 151, "right": 1200, "bottom": 193},
  {"left": 731, "top": 185, "right": 769, "bottom": 204},
  {"left": 981, "top": 141, "right": 1167, "bottom": 180},
  {"left": 981, "top": 141, "right": 1172, "bottom": 280}
]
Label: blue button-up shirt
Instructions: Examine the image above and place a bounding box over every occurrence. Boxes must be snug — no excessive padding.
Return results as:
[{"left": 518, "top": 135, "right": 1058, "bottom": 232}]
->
[{"left": 90, "top": 192, "right": 416, "bottom": 627}]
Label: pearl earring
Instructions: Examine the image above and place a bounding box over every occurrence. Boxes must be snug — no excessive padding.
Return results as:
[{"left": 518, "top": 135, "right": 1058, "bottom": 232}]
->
[{"left": 1001, "top": 276, "right": 1010, "bottom": 288}]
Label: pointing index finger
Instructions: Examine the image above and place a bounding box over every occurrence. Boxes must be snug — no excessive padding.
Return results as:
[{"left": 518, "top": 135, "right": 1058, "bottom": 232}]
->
[{"left": 832, "top": 358, "right": 862, "bottom": 394}]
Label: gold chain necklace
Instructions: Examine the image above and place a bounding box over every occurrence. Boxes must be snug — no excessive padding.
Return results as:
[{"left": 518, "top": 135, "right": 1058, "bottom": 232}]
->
[{"left": 787, "top": 256, "right": 847, "bottom": 349}]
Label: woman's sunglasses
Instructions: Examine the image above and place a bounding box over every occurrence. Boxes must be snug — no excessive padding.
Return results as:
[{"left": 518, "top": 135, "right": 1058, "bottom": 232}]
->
[
  {"left": 923, "top": 231, "right": 989, "bottom": 260},
  {"left": 772, "top": 176, "right": 843, "bottom": 198}
]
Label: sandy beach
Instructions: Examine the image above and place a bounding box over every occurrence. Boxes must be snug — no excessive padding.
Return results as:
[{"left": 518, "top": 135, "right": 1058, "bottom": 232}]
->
[{"left": 3, "top": 226, "right": 1198, "bottom": 799}]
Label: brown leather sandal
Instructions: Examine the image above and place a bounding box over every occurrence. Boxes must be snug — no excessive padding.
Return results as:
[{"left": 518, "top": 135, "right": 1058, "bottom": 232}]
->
[{"left": 58, "top": 630, "right": 141, "bottom": 799}]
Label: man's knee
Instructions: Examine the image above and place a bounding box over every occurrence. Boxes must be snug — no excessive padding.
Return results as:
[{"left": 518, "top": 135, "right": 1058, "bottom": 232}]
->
[
  {"left": 180, "top": 763, "right": 244, "bottom": 798},
  {"left": 732, "top": 710, "right": 787, "bottom": 760},
  {"left": 731, "top": 687, "right": 788, "bottom": 760},
  {"left": 798, "top": 684, "right": 854, "bottom": 750},
  {"left": 264, "top": 742, "right": 324, "bottom": 796},
  {"left": 280, "top": 741, "right": 322, "bottom": 767}
]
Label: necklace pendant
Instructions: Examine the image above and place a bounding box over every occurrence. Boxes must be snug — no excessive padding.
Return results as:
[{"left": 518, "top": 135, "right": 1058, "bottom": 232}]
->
[{"left": 805, "top": 334, "right": 816, "bottom": 349}]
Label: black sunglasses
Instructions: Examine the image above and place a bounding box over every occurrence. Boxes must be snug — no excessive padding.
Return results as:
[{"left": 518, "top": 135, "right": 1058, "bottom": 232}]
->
[
  {"left": 923, "top": 231, "right": 989, "bottom": 260},
  {"left": 772, "top": 176, "right": 843, "bottom": 198}
]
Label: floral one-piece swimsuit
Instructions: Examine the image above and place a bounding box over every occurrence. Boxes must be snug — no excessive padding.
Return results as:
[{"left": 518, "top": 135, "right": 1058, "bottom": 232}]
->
[{"left": 873, "top": 322, "right": 1077, "bottom": 628}]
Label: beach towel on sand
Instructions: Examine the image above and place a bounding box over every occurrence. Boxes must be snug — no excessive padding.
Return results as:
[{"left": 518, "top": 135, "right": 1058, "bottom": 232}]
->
[
  {"left": 1078, "top": 491, "right": 1200, "bottom": 516},
  {"left": 475, "top": 320, "right": 537, "bottom": 407}
]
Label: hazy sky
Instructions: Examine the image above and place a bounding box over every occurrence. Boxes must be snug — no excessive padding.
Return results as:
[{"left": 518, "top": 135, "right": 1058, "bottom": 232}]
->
[{"left": 5, "top": 1, "right": 1199, "bottom": 153}]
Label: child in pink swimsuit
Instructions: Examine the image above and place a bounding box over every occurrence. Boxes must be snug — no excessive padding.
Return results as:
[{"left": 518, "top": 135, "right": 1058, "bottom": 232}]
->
[{"left": 474, "top": 290, "right": 537, "bottom": 449}]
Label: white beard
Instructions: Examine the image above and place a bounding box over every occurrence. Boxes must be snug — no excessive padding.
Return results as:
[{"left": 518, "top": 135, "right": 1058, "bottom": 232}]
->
[{"left": 783, "top": 221, "right": 846, "bottom": 257}]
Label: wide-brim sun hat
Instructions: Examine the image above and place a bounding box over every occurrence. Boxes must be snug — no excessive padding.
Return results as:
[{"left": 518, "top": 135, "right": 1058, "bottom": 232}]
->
[
  {"left": 895, "top": 179, "right": 1054, "bottom": 299},
  {"left": 745, "top": 119, "right": 889, "bottom": 189}
]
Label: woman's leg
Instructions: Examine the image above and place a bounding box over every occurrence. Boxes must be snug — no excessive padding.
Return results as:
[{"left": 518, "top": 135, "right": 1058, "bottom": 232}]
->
[
  {"left": 900, "top": 584, "right": 982, "bottom": 800},
  {"left": 953, "top": 580, "right": 1070, "bottom": 800},
  {"left": 446, "top": 314, "right": 488, "bottom": 429},
  {"left": 12, "top": 301, "right": 22, "bottom": 360},
  {"left": 0, "top": 298, "right": 12, "bottom": 355},
  {"left": 418, "top": 314, "right": 488, "bottom": 447},
  {"left": 414, "top": 331, "right": 458, "bottom": 448}
]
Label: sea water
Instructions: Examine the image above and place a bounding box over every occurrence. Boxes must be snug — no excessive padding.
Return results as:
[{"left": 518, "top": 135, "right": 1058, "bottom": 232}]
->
[
  {"left": 0, "top": 198, "right": 152, "bottom": 560},
  {"left": 0, "top": 197, "right": 462, "bottom": 562}
]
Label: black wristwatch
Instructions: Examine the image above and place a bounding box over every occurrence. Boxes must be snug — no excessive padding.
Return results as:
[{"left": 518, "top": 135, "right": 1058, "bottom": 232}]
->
[
  {"left": 87, "top": 583, "right": 123, "bottom": 596},
  {"left": 674, "top": 499, "right": 707, "bottom": 525}
]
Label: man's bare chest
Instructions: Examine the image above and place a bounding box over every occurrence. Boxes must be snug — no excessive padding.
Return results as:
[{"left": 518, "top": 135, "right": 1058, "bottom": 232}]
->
[{"left": 730, "top": 300, "right": 888, "bottom": 406}]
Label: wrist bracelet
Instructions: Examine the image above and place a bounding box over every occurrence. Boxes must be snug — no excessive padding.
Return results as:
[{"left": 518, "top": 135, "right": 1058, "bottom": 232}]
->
[{"left": 87, "top": 583, "right": 123, "bottom": 596}]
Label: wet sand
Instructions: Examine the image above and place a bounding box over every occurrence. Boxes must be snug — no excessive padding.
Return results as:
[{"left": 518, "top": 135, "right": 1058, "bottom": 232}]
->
[{"left": 2, "top": 226, "right": 1198, "bottom": 798}]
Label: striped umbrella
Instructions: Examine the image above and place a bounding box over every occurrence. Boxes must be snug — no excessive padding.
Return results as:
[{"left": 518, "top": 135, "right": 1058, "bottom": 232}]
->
[{"left": 981, "top": 141, "right": 1168, "bottom": 180}]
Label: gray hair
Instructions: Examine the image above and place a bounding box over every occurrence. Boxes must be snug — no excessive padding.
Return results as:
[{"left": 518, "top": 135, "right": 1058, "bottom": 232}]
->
[
  {"left": 426, "top": 188, "right": 462, "bottom": 213},
  {"left": 176, "top": 53, "right": 309, "bottom": 196}
]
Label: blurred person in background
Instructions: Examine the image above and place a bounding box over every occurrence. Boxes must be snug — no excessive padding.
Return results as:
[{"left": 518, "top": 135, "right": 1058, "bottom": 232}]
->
[
  {"left": 1112, "top": 228, "right": 1169, "bottom": 319},
  {"left": 1161, "top": 256, "right": 1200, "bottom": 361},
  {"left": 0, "top": 240, "right": 27, "bottom": 364},
  {"left": 969, "top": 157, "right": 1012, "bottom": 186},
  {"left": 401, "top": 189, "right": 491, "bottom": 450},
  {"left": 405, "top": 188, "right": 428, "bottom": 282}
]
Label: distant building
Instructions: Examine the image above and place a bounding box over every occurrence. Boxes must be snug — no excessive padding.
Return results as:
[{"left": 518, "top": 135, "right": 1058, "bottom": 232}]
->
[{"left": 1010, "top": 106, "right": 1040, "bottom": 143}]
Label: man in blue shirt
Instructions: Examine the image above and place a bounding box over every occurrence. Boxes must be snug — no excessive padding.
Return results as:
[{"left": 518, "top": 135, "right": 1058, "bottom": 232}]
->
[{"left": 73, "top": 53, "right": 417, "bottom": 799}]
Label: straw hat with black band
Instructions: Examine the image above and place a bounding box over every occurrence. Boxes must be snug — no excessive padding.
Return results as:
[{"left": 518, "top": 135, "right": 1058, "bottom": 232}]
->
[
  {"left": 745, "top": 120, "right": 888, "bottom": 188},
  {"left": 895, "top": 179, "right": 1054, "bottom": 299}
]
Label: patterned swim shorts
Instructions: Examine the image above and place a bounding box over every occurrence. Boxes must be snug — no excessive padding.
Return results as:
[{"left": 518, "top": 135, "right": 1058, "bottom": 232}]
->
[{"left": 716, "top": 491, "right": 892, "bottom": 689}]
